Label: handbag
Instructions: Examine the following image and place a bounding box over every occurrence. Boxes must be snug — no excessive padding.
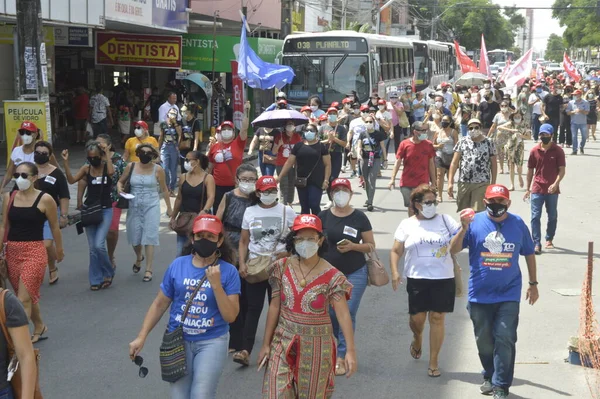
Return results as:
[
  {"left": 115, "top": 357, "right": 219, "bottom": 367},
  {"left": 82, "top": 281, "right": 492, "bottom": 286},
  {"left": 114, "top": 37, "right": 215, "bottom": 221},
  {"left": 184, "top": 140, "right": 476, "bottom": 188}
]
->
[
  {"left": 160, "top": 274, "right": 208, "bottom": 383},
  {"left": 170, "top": 174, "right": 205, "bottom": 236},
  {"left": 365, "top": 243, "right": 389, "bottom": 287},
  {"left": 81, "top": 164, "right": 107, "bottom": 227},
  {"left": 245, "top": 205, "right": 287, "bottom": 284},
  {"left": 0, "top": 289, "right": 43, "bottom": 398},
  {"left": 441, "top": 214, "right": 464, "bottom": 297},
  {"left": 116, "top": 163, "right": 135, "bottom": 209},
  {"left": 294, "top": 143, "right": 321, "bottom": 188},
  {"left": 262, "top": 153, "right": 277, "bottom": 165},
  {"left": 0, "top": 192, "right": 18, "bottom": 288}
]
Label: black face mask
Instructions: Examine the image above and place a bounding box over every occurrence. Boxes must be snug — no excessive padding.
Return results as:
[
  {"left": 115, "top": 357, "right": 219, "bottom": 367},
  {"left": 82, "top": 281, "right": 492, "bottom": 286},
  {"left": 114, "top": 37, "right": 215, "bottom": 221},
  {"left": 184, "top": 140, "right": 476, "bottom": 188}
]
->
[
  {"left": 88, "top": 156, "right": 102, "bottom": 167},
  {"left": 138, "top": 153, "right": 153, "bottom": 164},
  {"left": 34, "top": 153, "right": 49, "bottom": 165},
  {"left": 441, "top": 121, "right": 450, "bottom": 128},
  {"left": 486, "top": 202, "right": 508, "bottom": 218},
  {"left": 193, "top": 239, "right": 218, "bottom": 258},
  {"left": 540, "top": 136, "right": 552, "bottom": 145}
]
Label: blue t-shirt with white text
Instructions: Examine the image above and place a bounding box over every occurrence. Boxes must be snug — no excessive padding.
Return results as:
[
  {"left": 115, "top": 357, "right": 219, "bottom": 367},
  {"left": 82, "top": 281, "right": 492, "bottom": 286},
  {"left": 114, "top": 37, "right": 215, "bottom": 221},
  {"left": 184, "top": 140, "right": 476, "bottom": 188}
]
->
[
  {"left": 161, "top": 255, "right": 241, "bottom": 341},
  {"left": 462, "top": 212, "right": 534, "bottom": 304}
]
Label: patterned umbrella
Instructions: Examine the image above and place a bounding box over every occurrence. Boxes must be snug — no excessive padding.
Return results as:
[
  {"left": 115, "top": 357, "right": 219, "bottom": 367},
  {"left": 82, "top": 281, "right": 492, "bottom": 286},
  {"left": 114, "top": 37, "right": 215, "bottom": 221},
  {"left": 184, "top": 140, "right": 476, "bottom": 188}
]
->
[{"left": 251, "top": 109, "right": 309, "bottom": 129}]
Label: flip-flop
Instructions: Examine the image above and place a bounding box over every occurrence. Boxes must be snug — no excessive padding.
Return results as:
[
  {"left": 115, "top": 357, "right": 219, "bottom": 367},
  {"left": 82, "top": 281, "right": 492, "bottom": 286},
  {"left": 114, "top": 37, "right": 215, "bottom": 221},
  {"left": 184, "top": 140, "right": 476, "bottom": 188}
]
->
[
  {"left": 31, "top": 325, "right": 48, "bottom": 343},
  {"left": 142, "top": 272, "right": 153, "bottom": 282},
  {"left": 101, "top": 277, "right": 114, "bottom": 289},
  {"left": 132, "top": 256, "right": 145, "bottom": 274},
  {"left": 428, "top": 368, "right": 441, "bottom": 378},
  {"left": 49, "top": 268, "right": 59, "bottom": 285},
  {"left": 410, "top": 342, "right": 422, "bottom": 360}
]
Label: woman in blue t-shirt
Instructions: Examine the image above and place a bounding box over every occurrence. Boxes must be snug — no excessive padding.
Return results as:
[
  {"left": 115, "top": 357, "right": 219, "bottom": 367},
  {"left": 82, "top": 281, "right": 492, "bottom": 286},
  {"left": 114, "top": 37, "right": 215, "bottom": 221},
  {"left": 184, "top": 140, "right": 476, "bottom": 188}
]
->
[{"left": 129, "top": 215, "right": 241, "bottom": 399}]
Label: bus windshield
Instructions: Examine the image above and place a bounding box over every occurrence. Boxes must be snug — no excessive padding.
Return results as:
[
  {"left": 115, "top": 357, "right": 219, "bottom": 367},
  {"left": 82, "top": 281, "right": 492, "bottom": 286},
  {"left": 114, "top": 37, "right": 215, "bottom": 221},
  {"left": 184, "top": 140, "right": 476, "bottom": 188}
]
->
[{"left": 282, "top": 55, "right": 369, "bottom": 105}]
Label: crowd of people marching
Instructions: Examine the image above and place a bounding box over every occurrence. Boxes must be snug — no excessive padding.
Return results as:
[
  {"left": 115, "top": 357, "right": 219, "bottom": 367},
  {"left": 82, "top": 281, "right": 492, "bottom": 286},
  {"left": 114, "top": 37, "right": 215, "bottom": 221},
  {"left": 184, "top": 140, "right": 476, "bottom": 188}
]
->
[{"left": 0, "top": 67, "right": 590, "bottom": 398}]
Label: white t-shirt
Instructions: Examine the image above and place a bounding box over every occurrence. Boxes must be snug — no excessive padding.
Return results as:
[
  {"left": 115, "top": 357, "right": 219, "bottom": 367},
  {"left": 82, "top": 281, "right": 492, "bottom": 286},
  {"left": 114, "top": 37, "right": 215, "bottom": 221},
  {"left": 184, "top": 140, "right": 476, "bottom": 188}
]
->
[
  {"left": 528, "top": 92, "right": 548, "bottom": 115},
  {"left": 394, "top": 214, "right": 461, "bottom": 279},
  {"left": 242, "top": 203, "right": 296, "bottom": 259},
  {"left": 10, "top": 146, "right": 34, "bottom": 166}
]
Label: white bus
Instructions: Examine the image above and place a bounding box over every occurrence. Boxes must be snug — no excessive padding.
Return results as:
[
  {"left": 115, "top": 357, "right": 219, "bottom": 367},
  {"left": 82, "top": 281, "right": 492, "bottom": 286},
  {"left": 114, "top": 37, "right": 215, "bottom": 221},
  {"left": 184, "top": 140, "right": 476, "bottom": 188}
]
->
[{"left": 280, "top": 31, "right": 464, "bottom": 106}]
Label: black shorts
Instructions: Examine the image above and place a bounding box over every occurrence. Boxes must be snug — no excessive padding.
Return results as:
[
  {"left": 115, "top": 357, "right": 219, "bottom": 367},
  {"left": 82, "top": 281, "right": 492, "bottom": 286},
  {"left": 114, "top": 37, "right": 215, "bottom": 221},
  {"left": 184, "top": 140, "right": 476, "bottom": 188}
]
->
[
  {"left": 406, "top": 277, "right": 455, "bottom": 315},
  {"left": 434, "top": 155, "right": 451, "bottom": 170}
]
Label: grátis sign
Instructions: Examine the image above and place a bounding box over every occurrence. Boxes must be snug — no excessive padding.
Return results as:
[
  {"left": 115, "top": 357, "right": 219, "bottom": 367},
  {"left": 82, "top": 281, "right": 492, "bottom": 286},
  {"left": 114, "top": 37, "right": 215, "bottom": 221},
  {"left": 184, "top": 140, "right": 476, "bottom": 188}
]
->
[{"left": 96, "top": 32, "right": 182, "bottom": 69}]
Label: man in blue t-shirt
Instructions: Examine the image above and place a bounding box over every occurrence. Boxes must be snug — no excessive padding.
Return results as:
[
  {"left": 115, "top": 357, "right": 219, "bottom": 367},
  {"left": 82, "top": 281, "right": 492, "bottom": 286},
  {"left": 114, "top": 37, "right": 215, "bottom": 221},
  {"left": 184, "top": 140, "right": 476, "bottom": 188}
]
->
[{"left": 450, "top": 184, "right": 539, "bottom": 399}]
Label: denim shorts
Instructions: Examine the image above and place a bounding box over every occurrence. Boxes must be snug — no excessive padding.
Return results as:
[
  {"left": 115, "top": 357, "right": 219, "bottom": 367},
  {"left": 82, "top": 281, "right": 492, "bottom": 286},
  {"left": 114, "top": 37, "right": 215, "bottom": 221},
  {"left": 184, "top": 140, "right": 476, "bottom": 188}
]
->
[
  {"left": 0, "top": 385, "right": 14, "bottom": 399},
  {"left": 43, "top": 207, "right": 60, "bottom": 240}
]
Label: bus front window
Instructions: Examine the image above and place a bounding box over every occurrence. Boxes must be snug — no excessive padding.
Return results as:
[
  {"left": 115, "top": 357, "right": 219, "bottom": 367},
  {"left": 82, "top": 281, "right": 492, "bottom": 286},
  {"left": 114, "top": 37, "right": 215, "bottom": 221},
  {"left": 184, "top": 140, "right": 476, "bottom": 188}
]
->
[
  {"left": 282, "top": 56, "right": 323, "bottom": 105},
  {"left": 414, "top": 55, "right": 429, "bottom": 90},
  {"left": 323, "top": 56, "right": 369, "bottom": 104}
]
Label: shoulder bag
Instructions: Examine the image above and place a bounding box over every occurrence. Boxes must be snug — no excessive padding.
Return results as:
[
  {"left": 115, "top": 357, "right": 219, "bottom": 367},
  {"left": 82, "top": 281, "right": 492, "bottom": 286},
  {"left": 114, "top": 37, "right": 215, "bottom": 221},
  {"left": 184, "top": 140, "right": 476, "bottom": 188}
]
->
[
  {"left": 171, "top": 174, "right": 205, "bottom": 236},
  {"left": 160, "top": 274, "right": 208, "bottom": 383},
  {"left": 81, "top": 164, "right": 107, "bottom": 227},
  {"left": 0, "top": 192, "right": 18, "bottom": 288},
  {"left": 116, "top": 163, "right": 135, "bottom": 209},
  {"left": 441, "top": 214, "right": 464, "bottom": 297},
  {"left": 245, "top": 205, "right": 287, "bottom": 284},
  {"left": 365, "top": 243, "right": 389, "bottom": 287},
  {"left": 0, "top": 289, "right": 43, "bottom": 398},
  {"left": 294, "top": 143, "right": 321, "bottom": 188}
]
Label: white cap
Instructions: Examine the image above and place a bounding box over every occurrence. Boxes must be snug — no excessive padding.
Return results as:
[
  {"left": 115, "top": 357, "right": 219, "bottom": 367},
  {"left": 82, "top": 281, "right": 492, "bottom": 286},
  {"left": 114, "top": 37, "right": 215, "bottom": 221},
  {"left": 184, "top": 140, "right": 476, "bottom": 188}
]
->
[{"left": 277, "top": 91, "right": 286, "bottom": 98}]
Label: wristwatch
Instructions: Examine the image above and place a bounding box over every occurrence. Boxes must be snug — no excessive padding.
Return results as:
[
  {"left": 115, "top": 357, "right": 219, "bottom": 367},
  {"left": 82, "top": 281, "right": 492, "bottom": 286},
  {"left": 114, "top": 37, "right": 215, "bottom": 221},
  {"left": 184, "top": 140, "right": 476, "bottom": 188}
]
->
[{"left": 528, "top": 281, "right": 539, "bottom": 286}]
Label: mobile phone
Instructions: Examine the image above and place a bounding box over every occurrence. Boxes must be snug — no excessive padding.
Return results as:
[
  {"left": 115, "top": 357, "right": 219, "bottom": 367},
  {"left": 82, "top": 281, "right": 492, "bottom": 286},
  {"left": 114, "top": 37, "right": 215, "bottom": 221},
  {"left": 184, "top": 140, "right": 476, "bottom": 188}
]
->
[
  {"left": 257, "top": 355, "right": 268, "bottom": 372},
  {"left": 337, "top": 239, "right": 350, "bottom": 246}
]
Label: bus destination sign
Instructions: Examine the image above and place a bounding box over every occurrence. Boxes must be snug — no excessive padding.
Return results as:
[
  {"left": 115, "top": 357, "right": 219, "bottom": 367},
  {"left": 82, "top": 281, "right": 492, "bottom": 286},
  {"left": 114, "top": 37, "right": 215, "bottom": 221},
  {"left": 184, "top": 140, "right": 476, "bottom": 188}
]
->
[{"left": 284, "top": 38, "right": 367, "bottom": 53}]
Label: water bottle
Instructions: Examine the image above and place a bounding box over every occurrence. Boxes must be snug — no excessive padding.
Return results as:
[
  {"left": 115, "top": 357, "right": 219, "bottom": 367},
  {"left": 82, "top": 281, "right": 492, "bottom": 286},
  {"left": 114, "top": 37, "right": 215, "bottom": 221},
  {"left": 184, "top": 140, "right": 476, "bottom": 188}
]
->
[{"left": 368, "top": 151, "right": 374, "bottom": 167}]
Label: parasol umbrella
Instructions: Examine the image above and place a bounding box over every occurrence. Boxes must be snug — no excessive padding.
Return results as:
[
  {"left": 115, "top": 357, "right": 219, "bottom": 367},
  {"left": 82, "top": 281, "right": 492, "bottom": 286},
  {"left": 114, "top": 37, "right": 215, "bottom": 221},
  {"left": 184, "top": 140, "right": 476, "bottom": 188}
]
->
[
  {"left": 251, "top": 109, "right": 309, "bottom": 129},
  {"left": 454, "top": 72, "right": 491, "bottom": 87}
]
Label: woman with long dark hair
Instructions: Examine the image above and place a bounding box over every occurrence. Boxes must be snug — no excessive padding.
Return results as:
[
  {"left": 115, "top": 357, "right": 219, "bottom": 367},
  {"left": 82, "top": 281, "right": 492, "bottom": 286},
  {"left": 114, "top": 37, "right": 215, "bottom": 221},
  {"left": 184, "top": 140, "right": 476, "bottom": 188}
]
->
[{"left": 129, "top": 215, "right": 241, "bottom": 399}]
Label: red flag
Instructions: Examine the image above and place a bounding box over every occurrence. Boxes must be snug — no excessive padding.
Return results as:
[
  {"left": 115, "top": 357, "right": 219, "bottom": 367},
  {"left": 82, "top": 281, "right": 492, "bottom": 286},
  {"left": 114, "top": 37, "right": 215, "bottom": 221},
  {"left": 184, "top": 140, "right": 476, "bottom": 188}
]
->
[
  {"left": 479, "top": 35, "right": 492, "bottom": 78},
  {"left": 498, "top": 58, "right": 512, "bottom": 82},
  {"left": 454, "top": 40, "right": 478, "bottom": 73},
  {"left": 563, "top": 52, "right": 581, "bottom": 83}
]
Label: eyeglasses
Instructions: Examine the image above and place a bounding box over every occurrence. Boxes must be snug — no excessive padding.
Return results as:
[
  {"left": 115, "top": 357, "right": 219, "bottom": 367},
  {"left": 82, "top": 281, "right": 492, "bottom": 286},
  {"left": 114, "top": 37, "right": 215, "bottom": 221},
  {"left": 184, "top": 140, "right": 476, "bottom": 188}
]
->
[
  {"left": 133, "top": 356, "right": 148, "bottom": 378},
  {"left": 468, "top": 126, "right": 480, "bottom": 130},
  {"left": 238, "top": 178, "right": 257, "bottom": 183},
  {"left": 12, "top": 173, "right": 30, "bottom": 179},
  {"left": 261, "top": 229, "right": 275, "bottom": 236},
  {"left": 416, "top": 129, "right": 428, "bottom": 132},
  {"left": 421, "top": 200, "right": 438, "bottom": 206},
  {"left": 293, "top": 237, "right": 320, "bottom": 243},
  {"left": 18, "top": 130, "right": 32, "bottom": 136}
]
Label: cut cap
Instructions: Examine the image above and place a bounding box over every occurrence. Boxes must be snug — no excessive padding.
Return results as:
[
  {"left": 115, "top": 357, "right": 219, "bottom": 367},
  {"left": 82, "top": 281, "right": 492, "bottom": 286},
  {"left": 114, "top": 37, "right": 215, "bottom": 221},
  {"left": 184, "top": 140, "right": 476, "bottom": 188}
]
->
[
  {"left": 256, "top": 175, "right": 278, "bottom": 192},
  {"left": 292, "top": 214, "right": 323, "bottom": 233},
  {"left": 485, "top": 184, "right": 510, "bottom": 201},
  {"left": 330, "top": 178, "right": 352, "bottom": 192},
  {"left": 360, "top": 104, "right": 370, "bottom": 111},
  {"left": 377, "top": 99, "right": 386, "bottom": 105},
  {"left": 327, "top": 107, "right": 338, "bottom": 114},
  {"left": 19, "top": 121, "right": 37, "bottom": 132},
  {"left": 192, "top": 215, "right": 223, "bottom": 235},
  {"left": 134, "top": 120, "right": 148, "bottom": 130},
  {"left": 220, "top": 121, "right": 234, "bottom": 130},
  {"left": 300, "top": 105, "right": 311, "bottom": 112}
]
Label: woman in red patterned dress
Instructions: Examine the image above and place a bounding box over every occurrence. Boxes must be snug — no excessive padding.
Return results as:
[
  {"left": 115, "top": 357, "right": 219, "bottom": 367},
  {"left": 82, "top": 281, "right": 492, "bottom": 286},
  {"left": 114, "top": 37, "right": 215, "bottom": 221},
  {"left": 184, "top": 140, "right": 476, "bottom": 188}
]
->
[{"left": 258, "top": 214, "right": 357, "bottom": 399}]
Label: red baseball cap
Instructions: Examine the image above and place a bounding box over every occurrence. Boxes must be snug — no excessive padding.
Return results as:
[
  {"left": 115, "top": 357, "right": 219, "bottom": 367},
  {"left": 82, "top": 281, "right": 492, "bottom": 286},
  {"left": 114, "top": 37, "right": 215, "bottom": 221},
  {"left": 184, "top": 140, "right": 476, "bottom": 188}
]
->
[
  {"left": 485, "top": 184, "right": 510, "bottom": 200},
  {"left": 220, "top": 121, "right": 234, "bottom": 129},
  {"left": 360, "top": 104, "right": 370, "bottom": 111},
  {"left": 574, "top": 89, "right": 583, "bottom": 95},
  {"left": 256, "top": 176, "right": 278, "bottom": 192},
  {"left": 19, "top": 121, "right": 37, "bottom": 132},
  {"left": 327, "top": 107, "right": 338, "bottom": 114},
  {"left": 441, "top": 82, "right": 450, "bottom": 87},
  {"left": 377, "top": 99, "right": 386, "bottom": 105},
  {"left": 318, "top": 114, "right": 328, "bottom": 121},
  {"left": 134, "top": 120, "right": 148, "bottom": 130},
  {"left": 192, "top": 215, "right": 223, "bottom": 235},
  {"left": 330, "top": 178, "right": 352, "bottom": 192},
  {"left": 330, "top": 101, "right": 340, "bottom": 108},
  {"left": 342, "top": 97, "right": 353, "bottom": 104},
  {"left": 301, "top": 105, "right": 311, "bottom": 113},
  {"left": 292, "top": 214, "right": 323, "bottom": 233}
]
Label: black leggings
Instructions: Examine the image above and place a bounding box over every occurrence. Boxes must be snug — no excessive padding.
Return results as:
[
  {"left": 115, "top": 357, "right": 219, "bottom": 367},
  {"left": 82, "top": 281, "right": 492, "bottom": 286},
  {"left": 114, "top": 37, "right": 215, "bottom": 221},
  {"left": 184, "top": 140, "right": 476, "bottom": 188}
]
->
[
  {"left": 229, "top": 278, "right": 248, "bottom": 351},
  {"left": 242, "top": 279, "right": 272, "bottom": 353}
]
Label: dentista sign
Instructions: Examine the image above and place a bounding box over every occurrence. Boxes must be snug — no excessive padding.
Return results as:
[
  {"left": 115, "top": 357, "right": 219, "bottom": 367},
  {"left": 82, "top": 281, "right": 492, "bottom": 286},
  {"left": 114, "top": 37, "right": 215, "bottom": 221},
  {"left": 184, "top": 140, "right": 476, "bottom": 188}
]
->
[{"left": 96, "top": 32, "right": 182, "bottom": 69}]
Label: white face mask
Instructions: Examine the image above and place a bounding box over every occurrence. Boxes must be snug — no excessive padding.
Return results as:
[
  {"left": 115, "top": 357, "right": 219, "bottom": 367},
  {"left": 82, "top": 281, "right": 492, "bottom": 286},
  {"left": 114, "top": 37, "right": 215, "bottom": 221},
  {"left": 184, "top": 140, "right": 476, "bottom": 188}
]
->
[
  {"left": 464, "top": 98, "right": 471, "bottom": 104},
  {"left": 285, "top": 125, "right": 295, "bottom": 132},
  {"left": 295, "top": 240, "right": 319, "bottom": 259},
  {"left": 310, "top": 105, "right": 318, "bottom": 112},
  {"left": 239, "top": 182, "right": 256, "bottom": 195},
  {"left": 184, "top": 161, "right": 194, "bottom": 172},
  {"left": 514, "top": 118, "right": 522, "bottom": 124},
  {"left": 134, "top": 128, "right": 144, "bottom": 137},
  {"left": 259, "top": 192, "right": 278, "bottom": 206},
  {"left": 333, "top": 191, "right": 351, "bottom": 208},
  {"left": 435, "top": 101, "right": 443, "bottom": 109},
  {"left": 484, "top": 84, "right": 491, "bottom": 89},
  {"left": 378, "top": 105, "right": 386, "bottom": 111},
  {"left": 221, "top": 129, "right": 234, "bottom": 141},
  {"left": 15, "top": 176, "right": 31, "bottom": 191},
  {"left": 433, "top": 114, "right": 441, "bottom": 121},
  {"left": 469, "top": 128, "right": 482, "bottom": 138},
  {"left": 420, "top": 203, "right": 437, "bottom": 219},
  {"left": 21, "top": 134, "right": 33, "bottom": 145}
]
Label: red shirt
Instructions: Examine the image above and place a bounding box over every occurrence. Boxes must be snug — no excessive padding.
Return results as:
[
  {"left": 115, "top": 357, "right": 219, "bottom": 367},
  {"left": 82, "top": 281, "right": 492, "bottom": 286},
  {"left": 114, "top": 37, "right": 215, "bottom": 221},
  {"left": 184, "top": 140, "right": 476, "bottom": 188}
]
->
[
  {"left": 208, "top": 136, "right": 247, "bottom": 186},
  {"left": 73, "top": 93, "right": 90, "bottom": 120},
  {"left": 274, "top": 132, "right": 302, "bottom": 166},
  {"left": 527, "top": 143, "right": 566, "bottom": 194},
  {"left": 396, "top": 139, "right": 435, "bottom": 187}
]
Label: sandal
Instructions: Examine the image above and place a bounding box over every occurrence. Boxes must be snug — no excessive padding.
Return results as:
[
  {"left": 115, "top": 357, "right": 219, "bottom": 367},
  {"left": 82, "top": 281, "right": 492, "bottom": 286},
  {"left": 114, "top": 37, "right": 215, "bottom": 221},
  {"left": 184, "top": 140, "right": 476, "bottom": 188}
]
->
[
  {"left": 410, "top": 341, "right": 422, "bottom": 360},
  {"left": 31, "top": 325, "right": 48, "bottom": 343},
  {"left": 143, "top": 271, "right": 153, "bottom": 282},
  {"left": 90, "top": 284, "right": 102, "bottom": 291},
  {"left": 335, "top": 358, "right": 346, "bottom": 376},
  {"left": 101, "top": 277, "right": 113, "bottom": 289},
  {"left": 49, "top": 268, "right": 59, "bottom": 285},
  {"left": 233, "top": 350, "right": 250, "bottom": 367},
  {"left": 428, "top": 367, "right": 441, "bottom": 378},
  {"left": 133, "top": 256, "right": 145, "bottom": 274}
]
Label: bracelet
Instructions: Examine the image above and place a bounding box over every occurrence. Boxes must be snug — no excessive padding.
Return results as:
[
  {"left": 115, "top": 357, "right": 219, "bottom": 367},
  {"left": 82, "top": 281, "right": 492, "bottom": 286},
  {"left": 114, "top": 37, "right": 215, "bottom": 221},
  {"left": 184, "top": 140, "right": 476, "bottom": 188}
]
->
[{"left": 528, "top": 281, "right": 538, "bottom": 286}]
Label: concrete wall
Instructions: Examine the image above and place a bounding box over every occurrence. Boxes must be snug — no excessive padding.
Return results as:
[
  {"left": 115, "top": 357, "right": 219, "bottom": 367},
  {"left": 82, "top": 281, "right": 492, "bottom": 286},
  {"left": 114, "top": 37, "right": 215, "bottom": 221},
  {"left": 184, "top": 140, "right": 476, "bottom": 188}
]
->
[{"left": 190, "top": 0, "right": 281, "bottom": 30}]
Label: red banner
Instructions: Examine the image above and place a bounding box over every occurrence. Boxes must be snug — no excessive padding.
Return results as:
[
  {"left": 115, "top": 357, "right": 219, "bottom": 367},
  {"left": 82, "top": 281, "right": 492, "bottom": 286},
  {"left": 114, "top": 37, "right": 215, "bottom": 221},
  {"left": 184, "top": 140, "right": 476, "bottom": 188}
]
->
[
  {"left": 96, "top": 32, "right": 182, "bottom": 69},
  {"left": 454, "top": 40, "right": 478, "bottom": 73},
  {"left": 479, "top": 35, "right": 492, "bottom": 78},
  {"left": 231, "top": 61, "right": 245, "bottom": 130},
  {"left": 563, "top": 52, "right": 581, "bottom": 83}
]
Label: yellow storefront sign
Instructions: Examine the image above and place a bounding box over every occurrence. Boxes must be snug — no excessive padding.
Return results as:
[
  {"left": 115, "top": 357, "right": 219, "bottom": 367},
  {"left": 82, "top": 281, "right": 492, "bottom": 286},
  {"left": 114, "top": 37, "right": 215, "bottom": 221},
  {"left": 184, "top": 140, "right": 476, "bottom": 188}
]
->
[
  {"left": 96, "top": 32, "right": 182, "bottom": 69},
  {"left": 4, "top": 101, "right": 51, "bottom": 165},
  {"left": 0, "top": 26, "right": 55, "bottom": 45}
]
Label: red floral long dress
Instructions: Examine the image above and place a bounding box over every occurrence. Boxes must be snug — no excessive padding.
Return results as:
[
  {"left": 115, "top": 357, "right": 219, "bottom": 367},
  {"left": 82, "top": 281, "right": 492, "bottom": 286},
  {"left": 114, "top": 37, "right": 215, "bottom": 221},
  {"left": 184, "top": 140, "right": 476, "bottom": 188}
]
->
[{"left": 263, "top": 257, "right": 353, "bottom": 399}]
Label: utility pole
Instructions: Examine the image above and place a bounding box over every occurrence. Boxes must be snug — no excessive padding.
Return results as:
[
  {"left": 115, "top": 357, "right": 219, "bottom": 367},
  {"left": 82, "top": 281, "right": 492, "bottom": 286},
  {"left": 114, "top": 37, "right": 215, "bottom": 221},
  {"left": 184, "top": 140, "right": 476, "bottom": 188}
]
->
[
  {"left": 15, "top": 0, "right": 48, "bottom": 101},
  {"left": 430, "top": 0, "right": 438, "bottom": 40},
  {"left": 341, "top": 0, "right": 348, "bottom": 30}
]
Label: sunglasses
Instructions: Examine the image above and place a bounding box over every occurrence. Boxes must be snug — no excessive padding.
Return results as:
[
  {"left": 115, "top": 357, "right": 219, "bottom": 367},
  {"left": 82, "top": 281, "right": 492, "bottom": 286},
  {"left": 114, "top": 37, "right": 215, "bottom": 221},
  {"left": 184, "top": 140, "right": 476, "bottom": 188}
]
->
[
  {"left": 133, "top": 356, "right": 148, "bottom": 378},
  {"left": 12, "top": 172, "right": 30, "bottom": 179},
  {"left": 468, "top": 126, "right": 480, "bottom": 130},
  {"left": 416, "top": 129, "right": 428, "bottom": 132},
  {"left": 18, "top": 130, "right": 33, "bottom": 136},
  {"left": 34, "top": 151, "right": 49, "bottom": 156}
]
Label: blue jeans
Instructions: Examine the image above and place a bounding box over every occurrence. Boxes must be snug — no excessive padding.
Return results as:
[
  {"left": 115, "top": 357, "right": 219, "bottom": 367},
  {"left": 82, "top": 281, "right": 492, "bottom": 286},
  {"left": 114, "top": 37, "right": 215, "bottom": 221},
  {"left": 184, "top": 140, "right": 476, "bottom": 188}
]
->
[
  {"left": 161, "top": 143, "right": 179, "bottom": 191},
  {"left": 468, "top": 301, "right": 520, "bottom": 392},
  {"left": 531, "top": 113, "right": 541, "bottom": 141},
  {"left": 258, "top": 151, "right": 276, "bottom": 177},
  {"left": 530, "top": 193, "right": 558, "bottom": 246},
  {"left": 414, "top": 115, "right": 424, "bottom": 122},
  {"left": 85, "top": 208, "right": 114, "bottom": 286},
  {"left": 0, "top": 385, "right": 14, "bottom": 399},
  {"left": 297, "top": 184, "right": 322, "bottom": 215},
  {"left": 170, "top": 334, "right": 229, "bottom": 399},
  {"left": 177, "top": 234, "right": 189, "bottom": 257},
  {"left": 329, "top": 265, "right": 368, "bottom": 358},
  {"left": 571, "top": 122, "right": 588, "bottom": 150},
  {"left": 460, "top": 124, "right": 468, "bottom": 136}
]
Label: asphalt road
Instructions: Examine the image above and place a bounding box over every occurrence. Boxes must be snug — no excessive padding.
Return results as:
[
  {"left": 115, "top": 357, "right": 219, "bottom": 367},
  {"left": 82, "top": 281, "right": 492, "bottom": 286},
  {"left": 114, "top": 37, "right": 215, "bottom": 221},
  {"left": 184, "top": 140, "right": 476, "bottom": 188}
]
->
[{"left": 33, "top": 139, "right": 598, "bottom": 399}]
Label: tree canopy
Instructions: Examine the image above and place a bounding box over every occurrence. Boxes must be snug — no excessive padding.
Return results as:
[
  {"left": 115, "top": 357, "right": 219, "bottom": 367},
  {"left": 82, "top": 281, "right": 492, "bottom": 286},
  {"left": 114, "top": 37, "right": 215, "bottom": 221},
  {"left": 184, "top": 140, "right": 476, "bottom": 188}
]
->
[
  {"left": 545, "top": 34, "right": 565, "bottom": 62},
  {"left": 552, "top": 0, "right": 600, "bottom": 47}
]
